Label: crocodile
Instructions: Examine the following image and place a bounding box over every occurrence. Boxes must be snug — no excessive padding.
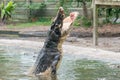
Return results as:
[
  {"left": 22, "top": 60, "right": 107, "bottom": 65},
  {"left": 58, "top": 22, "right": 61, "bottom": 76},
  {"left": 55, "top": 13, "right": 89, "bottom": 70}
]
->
[{"left": 29, "top": 7, "right": 79, "bottom": 76}]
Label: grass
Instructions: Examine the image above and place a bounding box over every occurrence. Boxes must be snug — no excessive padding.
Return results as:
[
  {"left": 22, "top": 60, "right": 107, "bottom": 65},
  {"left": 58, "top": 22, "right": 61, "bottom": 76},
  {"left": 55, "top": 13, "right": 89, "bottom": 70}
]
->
[
  {"left": 7, "top": 21, "right": 51, "bottom": 29},
  {"left": 6, "top": 17, "right": 93, "bottom": 29},
  {"left": 7, "top": 17, "right": 52, "bottom": 29}
]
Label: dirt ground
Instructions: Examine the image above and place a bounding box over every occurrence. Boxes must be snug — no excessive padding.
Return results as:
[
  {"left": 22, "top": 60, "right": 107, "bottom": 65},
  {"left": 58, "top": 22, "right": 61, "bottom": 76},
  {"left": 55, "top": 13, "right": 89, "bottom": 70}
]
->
[{"left": 0, "top": 24, "right": 120, "bottom": 52}]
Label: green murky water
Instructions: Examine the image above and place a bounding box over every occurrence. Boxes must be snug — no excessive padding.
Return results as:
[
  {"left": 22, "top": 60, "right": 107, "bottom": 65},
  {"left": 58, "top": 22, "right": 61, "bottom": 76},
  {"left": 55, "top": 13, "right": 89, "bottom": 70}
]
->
[{"left": 0, "top": 46, "right": 120, "bottom": 80}]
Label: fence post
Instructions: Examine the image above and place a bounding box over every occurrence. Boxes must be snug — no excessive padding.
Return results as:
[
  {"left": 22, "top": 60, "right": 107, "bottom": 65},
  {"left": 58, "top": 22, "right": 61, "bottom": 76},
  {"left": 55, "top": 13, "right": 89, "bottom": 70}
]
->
[{"left": 93, "top": 0, "right": 98, "bottom": 46}]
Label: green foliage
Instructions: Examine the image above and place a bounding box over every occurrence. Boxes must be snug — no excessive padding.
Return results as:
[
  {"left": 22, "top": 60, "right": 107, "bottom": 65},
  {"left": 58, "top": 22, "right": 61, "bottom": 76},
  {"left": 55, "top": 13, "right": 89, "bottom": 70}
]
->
[
  {"left": 37, "top": 17, "right": 51, "bottom": 25},
  {"left": 0, "top": 1, "right": 16, "bottom": 23},
  {"left": 81, "top": 17, "right": 91, "bottom": 27},
  {"left": 58, "top": 0, "right": 73, "bottom": 15},
  {"left": 76, "top": 0, "right": 92, "bottom": 7},
  {"left": 74, "top": 16, "right": 91, "bottom": 28},
  {"left": 28, "top": 2, "right": 46, "bottom": 21},
  {"left": 28, "top": 2, "right": 46, "bottom": 10},
  {"left": 98, "top": 8, "right": 120, "bottom": 24},
  {"left": 38, "top": 17, "right": 51, "bottom": 22},
  {"left": 7, "top": 21, "right": 51, "bottom": 29},
  {"left": 59, "top": 0, "right": 64, "bottom": 6},
  {"left": 76, "top": 0, "right": 91, "bottom": 2},
  {"left": 74, "top": 16, "right": 81, "bottom": 26}
]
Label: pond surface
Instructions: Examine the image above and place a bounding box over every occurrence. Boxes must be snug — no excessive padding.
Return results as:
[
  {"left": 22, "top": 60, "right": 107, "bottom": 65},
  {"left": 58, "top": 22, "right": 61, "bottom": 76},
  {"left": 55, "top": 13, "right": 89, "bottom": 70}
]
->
[{"left": 0, "top": 41, "right": 120, "bottom": 80}]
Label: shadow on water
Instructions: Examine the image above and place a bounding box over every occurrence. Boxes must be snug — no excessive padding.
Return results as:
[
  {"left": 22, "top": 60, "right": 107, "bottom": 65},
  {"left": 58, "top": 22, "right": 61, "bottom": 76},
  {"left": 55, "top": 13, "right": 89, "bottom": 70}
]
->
[{"left": 0, "top": 45, "right": 120, "bottom": 80}]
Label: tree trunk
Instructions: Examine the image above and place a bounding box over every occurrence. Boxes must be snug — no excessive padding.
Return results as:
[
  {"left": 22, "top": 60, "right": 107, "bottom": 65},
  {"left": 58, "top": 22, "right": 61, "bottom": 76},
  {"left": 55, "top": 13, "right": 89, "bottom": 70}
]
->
[
  {"left": 76, "top": 0, "right": 80, "bottom": 7},
  {"left": 2, "top": 15, "right": 6, "bottom": 24},
  {"left": 82, "top": 0, "right": 88, "bottom": 18}
]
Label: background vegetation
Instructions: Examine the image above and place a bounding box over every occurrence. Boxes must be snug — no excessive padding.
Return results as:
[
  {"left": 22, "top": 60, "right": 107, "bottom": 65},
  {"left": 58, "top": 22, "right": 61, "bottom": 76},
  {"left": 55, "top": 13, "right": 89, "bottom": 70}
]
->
[
  {"left": 0, "top": 0, "right": 120, "bottom": 28},
  {"left": 0, "top": 1, "right": 16, "bottom": 24}
]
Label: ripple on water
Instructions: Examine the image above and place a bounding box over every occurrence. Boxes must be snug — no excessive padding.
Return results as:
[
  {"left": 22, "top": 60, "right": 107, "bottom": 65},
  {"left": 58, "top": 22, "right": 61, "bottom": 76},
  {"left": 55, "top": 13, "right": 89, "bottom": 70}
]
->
[{"left": 0, "top": 46, "right": 120, "bottom": 80}]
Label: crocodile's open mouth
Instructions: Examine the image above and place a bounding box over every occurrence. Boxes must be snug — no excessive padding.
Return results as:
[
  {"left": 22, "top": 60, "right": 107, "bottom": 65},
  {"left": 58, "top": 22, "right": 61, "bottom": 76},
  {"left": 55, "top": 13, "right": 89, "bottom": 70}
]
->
[{"left": 50, "top": 7, "right": 79, "bottom": 37}]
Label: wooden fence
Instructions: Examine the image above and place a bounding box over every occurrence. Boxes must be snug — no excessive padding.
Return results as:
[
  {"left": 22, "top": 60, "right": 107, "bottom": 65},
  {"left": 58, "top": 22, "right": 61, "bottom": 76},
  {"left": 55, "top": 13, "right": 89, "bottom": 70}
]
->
[
  {"left": 0, "top": 0, "right": 44, "bottom": 22},
  {"left": 1, "top": 0, "right": 92, "bottom": 22},
  {"left": 92, "top": 0, "right": 120, "bottom": 45},
  {"left": 95, "top": 0, "right": 120, "bottom": 6}
]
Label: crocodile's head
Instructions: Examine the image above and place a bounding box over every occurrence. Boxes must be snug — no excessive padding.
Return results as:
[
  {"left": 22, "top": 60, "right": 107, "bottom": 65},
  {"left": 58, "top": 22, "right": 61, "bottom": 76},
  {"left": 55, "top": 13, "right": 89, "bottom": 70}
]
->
[{"left": 46, "top": 7, "right": 79, "bottom": 50}]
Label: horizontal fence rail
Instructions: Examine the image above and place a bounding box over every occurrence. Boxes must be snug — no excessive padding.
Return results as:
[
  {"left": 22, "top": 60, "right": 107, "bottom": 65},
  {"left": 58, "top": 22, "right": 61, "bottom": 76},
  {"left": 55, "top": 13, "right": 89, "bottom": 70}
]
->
[
  {"left": 95, "top": 0, "right": 120, "bottom": 6},
  {"left": 1, "top": 0, "right": 92, "bottom": 22}
]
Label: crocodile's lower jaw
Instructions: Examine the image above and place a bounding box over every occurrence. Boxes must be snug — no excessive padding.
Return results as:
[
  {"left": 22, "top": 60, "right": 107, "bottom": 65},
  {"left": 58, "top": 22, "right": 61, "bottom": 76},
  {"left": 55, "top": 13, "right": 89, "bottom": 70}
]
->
[
  {"left": 57, "top": 12, "right": 79, "bottom": 52},
  {"left": 61, "top": 12, "right": 79, "bottom": 35}
]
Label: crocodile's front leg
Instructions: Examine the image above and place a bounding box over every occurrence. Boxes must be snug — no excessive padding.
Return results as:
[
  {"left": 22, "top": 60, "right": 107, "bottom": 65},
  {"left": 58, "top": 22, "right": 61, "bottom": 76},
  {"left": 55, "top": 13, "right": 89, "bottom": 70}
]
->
[{"left": 51, "top": 54, "right": 61, "bottom": 74}]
